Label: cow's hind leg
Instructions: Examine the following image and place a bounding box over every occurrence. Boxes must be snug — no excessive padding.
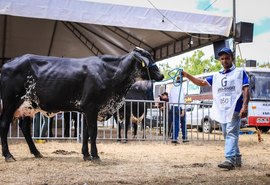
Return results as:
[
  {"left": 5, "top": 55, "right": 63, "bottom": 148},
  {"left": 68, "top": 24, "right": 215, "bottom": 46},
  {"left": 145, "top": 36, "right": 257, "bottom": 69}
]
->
[
  {"left": 19, "top": 117, "right": 43, "bottom": 158},
  {"left": 0, "top": 109, "right": 16, "bottom": 162}
]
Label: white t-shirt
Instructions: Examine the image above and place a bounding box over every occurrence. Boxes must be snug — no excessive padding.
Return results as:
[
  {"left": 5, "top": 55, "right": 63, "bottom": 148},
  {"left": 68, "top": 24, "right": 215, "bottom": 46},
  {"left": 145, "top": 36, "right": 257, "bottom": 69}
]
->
[{"left": 169, "top": 84, "right": 185, "bottom": 109}]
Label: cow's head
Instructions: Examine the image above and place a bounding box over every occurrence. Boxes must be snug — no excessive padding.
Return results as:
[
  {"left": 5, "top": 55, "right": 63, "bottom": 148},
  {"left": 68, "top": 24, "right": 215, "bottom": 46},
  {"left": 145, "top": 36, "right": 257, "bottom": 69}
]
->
[{"left": 133, "top": 47, "right": 164, "bottom": 82}]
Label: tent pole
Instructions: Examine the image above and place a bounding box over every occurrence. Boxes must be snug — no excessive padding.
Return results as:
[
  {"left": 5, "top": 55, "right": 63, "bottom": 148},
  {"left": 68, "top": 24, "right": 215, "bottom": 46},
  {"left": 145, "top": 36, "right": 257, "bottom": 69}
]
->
[
  {"left": 48, "top": 21, "right": 58, "bottom": 56},
  {"left": 232, "top": 0, "right": 236, "bottom": 64},
  {"left": 1, "top": 15, "right": 7, "bottom": 67}
]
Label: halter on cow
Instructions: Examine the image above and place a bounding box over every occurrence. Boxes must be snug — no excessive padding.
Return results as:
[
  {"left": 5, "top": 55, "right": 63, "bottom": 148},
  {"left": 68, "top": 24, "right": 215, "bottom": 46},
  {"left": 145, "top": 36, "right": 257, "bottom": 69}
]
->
[{"left": 0, "top": 47, "right": 164, "bottom": 162}]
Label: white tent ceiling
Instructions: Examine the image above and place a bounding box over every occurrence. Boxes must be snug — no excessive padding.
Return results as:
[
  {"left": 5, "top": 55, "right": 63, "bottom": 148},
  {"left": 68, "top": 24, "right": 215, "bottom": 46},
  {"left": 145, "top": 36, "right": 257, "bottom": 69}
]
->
[{"left": 0, "top": 0, "right": 233, "bottom": 67}]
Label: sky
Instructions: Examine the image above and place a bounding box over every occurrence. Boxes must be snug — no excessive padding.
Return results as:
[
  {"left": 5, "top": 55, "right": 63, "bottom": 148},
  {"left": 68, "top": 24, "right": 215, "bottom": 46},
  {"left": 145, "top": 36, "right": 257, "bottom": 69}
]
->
[{"left": 153, "top": 0, "right": 270, "bottom": 67}]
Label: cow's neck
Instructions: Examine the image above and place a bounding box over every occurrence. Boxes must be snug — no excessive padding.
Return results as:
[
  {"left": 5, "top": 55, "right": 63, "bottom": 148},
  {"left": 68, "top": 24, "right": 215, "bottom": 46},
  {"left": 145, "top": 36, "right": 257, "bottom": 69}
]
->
[
  {"left": 111, "top": 54, "right": 137, "bottom": 85},
  {"left": 97, "top": 54, "right": 140, "bottom": 121},
  {"left": 112, "top": 53, "right": 139, "bottom": 96}
]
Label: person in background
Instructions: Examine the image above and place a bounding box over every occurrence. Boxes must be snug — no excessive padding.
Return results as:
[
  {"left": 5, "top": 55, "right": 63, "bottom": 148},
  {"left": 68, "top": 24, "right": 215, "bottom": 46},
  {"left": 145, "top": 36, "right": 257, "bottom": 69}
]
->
[
  {"left": 182, "top": 47, "right": 249, "bottom": 170},
  {"left": 158, "top": 92, "right": 169, "bottom": 110},
  {"left": 158, "top": 92, "right": 169, "bottom": 136},
  {"left": 169, "top": 78, "right": 188, "bottom": 144}
]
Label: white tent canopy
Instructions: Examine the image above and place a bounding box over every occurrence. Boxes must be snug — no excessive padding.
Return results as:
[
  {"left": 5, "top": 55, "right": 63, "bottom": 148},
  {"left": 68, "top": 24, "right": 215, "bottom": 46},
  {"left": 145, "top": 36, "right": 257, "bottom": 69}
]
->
[
  {"left": 1, "top": 0, "right": 232, "bottom": 35},
  {"left": 0, "top": 0, "right": 232, "bottom": 66}
]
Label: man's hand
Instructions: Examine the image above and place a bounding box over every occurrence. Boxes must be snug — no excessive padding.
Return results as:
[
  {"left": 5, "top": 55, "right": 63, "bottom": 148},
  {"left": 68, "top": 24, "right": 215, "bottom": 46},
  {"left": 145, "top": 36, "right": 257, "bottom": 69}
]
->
[
  {"left": 182, "top": 71, "right": 188, "bottom": 78},
  {"left": 239, "top": 105, "right": 248, "bottom": 118},
  {"left": 241, "top": 86, "right": 249, "bottom": 118},
  {"left": 181, "top": 109, "right": 185, "bottom": 117}
]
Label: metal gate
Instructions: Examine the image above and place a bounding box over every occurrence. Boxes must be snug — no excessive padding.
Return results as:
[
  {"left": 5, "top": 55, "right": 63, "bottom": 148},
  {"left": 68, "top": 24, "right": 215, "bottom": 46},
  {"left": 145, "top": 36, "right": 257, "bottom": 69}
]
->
[{"left": 7, "top": 100, "right": 223, "bottom": 142}]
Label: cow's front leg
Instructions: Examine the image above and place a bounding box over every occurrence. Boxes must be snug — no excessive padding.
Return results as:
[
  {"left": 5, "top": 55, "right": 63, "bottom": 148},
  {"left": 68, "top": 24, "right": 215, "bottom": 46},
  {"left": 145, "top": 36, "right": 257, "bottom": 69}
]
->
[
  {"left": 72, "top": 113, "right": 78, "bottom": 137},
  {"left": 141, "top": 118, "right": 147, "bottom": 140},
  {"left": 123, "top": 113, "right": 131, "bottom": 143},
  {"left": 113, "top": 113, "right": 122, "bottom": 142},
  {"left": 82, "top": 117, "right": 91, "bottom": 161},
  {"left": 64, "top": 112, "right": 71, "bottom": 137},
  {"left": 117, "top": 121, "right": 122, "bottom": 142},
  {"left": 85, "top": 111, "right": 100, "bottom": 161},
  {"left": 132, "top": 122, "right": 138, "bottom": 139},
  {"left": 19, "top": 117, "right": 43, "bottom": 158},
  {"left": 89, "top": 119, "right": 99, "bottom": 160}
]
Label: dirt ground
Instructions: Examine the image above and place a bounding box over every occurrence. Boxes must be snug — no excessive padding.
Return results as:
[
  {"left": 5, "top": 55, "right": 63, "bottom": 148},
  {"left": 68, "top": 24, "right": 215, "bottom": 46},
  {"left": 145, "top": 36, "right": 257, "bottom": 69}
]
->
[{"left": 1, "top": 132, "right": 270, "bottom": 185}]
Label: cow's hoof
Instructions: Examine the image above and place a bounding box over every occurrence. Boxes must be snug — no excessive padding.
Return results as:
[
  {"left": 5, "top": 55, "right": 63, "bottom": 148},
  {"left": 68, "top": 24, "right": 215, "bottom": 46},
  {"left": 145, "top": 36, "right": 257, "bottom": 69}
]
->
[
  {"left": 83, "top": 155, "right": 91, "bottom": 161},
  {"left": 132, "top": 135, "right": 137, "bottom": 139},
  {"left": 34, "top": 152, "right": 44, "bottom": 158},
  {"left": 91, "top": 155, "right": 101, "bottom": 162},
  {"left": 5, "top": 154, "right": 16, "bottom": 162}
]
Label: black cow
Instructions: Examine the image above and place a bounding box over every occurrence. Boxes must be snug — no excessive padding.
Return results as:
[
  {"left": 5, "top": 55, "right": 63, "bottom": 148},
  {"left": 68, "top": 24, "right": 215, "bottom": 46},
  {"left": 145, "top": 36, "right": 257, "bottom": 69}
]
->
[
  {"left": 115, "top": 80, "right": 154, "bottom": 141},
  {"left": 0, "top": 47, "right": 163, "bottom": 162}
]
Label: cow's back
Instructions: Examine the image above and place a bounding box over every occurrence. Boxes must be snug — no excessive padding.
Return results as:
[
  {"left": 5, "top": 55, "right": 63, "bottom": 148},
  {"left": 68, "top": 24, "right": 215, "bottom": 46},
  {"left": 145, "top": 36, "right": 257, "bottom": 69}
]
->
[
  {"left": 1, "top": 53, "right": 134, "bottom": 118},
  {"left": 1, "top": 54, "right": 97, "bottom": 114}
]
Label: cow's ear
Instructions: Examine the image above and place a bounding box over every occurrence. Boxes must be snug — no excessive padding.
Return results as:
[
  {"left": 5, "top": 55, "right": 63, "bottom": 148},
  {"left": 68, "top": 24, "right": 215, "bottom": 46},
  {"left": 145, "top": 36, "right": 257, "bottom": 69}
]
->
[
  {"left": 141, "top": 60, "right": 146, "bottom": 67},
  {"left": 139, "top": 56, "right": 149, "bottom": 68},
  {"left": 133, "top": 52, "right": 149, "bottom": 68}
]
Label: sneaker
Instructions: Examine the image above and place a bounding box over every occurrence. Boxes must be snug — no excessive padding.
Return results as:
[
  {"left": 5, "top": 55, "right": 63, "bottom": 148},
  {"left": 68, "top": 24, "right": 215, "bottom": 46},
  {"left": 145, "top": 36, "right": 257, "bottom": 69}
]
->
[
  {"left": 218, "top": 161, "right": 235, "bottom": 170},
  {"left": 235, "top": 155, "right": 242, "bottom": 167},
  {"left": 235, "top": 160, "right": 242, "bottom": 167},
  {"left": 171, "top": 140, "right": 179, "bottom": 144},
  {"left": 182, "top": 140, "right": 189, "bottom": 143}
]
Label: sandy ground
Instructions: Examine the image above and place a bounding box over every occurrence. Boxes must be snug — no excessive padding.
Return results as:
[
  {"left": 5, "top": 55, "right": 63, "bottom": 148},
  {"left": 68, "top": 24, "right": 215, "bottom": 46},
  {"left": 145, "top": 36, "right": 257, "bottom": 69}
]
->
[{"left": 1, "top": 132, "right": 270, "bottom": 185}]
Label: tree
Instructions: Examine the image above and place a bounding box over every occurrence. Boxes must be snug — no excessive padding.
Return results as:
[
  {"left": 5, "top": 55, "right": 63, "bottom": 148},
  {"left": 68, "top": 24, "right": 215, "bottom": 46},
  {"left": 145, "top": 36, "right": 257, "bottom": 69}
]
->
[
  {"left": 235, "top": 56, "right": 245, "bottom": 67},
  {"left": 158, "top": 62, "right": 176, "bottom": 79},
  {"left": 178, "top": 50, "right": 226, "bottom": 76}
]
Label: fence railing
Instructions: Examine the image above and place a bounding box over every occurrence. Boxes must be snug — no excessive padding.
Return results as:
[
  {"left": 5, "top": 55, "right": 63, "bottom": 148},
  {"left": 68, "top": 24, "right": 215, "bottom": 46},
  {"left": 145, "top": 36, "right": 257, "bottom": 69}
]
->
[{"left": 8, "top": 100, "right": 224, "bottom": 142}]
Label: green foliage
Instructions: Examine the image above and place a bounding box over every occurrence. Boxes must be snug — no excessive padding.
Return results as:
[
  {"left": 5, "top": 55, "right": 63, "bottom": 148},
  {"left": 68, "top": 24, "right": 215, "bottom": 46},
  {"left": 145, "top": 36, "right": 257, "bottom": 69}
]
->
[
  {"left": 235, "top": 56, "right": 245, "bottom": 67},
  {"left": 259, "top": 62, "right": 270, "bottom": 68},
  {"left": 180, "top": 50, "right": 223, "bottom": 75}
]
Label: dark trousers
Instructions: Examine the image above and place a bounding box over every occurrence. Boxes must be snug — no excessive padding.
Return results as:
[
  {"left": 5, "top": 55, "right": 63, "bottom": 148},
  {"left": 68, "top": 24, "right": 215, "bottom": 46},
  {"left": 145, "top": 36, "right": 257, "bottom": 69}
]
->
[{"left": 169, "top": 107, "right": 187, "bottom": 141}]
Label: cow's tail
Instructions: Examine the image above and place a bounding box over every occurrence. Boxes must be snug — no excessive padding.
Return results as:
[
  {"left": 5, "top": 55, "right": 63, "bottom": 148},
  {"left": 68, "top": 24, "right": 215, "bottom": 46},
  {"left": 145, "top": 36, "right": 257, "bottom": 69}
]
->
[
  {"left": 0, "top": 75, "right": 2, "bottom": 117},
  {"left": 0, "top": 99, "right": 2, "bottom": 117}
]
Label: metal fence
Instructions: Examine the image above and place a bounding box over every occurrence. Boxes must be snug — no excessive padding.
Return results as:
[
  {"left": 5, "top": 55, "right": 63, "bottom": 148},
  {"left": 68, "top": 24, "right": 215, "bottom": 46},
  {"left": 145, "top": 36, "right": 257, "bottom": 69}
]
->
[{"left": 7, "top": 100, "right": 224, "bottom": 142}]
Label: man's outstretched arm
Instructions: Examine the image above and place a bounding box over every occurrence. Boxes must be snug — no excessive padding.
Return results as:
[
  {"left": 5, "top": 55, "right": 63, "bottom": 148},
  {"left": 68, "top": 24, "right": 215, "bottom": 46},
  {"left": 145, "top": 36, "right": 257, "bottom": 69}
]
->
[{"left": 182, "top": 71, "right": 209, "bottom": 87}]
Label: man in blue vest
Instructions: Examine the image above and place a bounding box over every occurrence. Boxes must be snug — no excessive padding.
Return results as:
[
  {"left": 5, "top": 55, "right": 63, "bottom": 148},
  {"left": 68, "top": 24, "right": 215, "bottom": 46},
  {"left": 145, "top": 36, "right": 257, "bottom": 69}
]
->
[{"left": 182, "top": 47, "right": 249, "bottom": 170}]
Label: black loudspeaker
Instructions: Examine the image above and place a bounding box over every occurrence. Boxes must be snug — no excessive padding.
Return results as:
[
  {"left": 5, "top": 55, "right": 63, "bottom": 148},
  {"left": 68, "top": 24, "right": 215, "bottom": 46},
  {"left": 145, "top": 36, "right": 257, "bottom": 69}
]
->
[
  {"left": 213, "top": 40, "right": 230, "bottom": 59},
  {"left": 246, "top": 60, "right": 256, "bottom": 67},
  {"left": 235, "top": 22, "right": 254, "bottom": 43}
]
